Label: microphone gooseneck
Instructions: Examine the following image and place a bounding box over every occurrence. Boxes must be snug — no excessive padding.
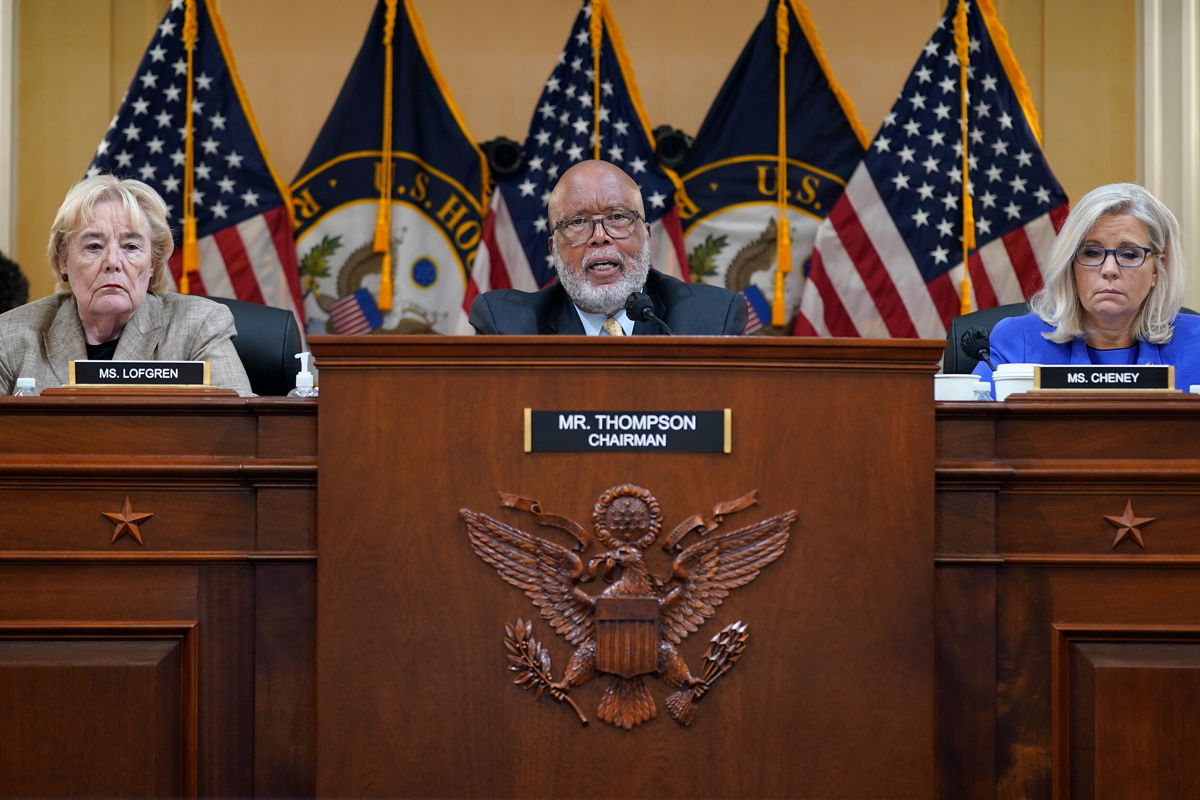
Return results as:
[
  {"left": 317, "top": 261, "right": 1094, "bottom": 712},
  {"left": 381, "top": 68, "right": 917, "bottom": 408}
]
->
[
  {"left": 624, "top": 292, "right": 675, "bottom": 335},
  {"left": 959, "top": 326, "right": 996, "bottom": 370}
]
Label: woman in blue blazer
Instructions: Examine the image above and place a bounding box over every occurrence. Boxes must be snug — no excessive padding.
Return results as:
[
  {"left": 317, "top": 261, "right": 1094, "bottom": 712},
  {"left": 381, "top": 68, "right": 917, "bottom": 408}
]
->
[{"left": 974, "top": 182, "right": 1200, "bottom": 391}]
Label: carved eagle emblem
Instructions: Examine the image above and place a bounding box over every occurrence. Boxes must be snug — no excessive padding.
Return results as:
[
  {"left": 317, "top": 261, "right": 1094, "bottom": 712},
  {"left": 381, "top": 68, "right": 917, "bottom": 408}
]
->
[{"left": 461, "top": 484, "right": 796, "bottom": 729}]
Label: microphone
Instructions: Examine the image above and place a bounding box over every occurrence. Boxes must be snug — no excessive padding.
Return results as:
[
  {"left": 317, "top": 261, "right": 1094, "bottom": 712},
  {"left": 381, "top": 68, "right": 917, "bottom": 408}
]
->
[
  {"left": 624, "top": 292, "right": 675, "bottom": 335},
  {"left": 959, "top": 326, "right": 996, "bottom": 369}
]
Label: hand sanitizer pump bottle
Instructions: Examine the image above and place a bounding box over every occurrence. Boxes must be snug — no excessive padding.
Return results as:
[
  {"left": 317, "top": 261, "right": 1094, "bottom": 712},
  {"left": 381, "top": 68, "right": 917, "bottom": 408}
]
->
[{"left": 287, "top": 352, "right": 319, "bottom": 398}]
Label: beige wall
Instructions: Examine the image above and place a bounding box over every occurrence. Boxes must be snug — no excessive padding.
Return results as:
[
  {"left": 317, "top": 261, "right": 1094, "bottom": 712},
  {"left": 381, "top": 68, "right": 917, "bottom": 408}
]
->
[
  {"left": 15, "top": 0, "right": 162, "bottom": 295},
  {"left": 14, "top": 0, "right": 1136, "bottom": 302},
  {"left": 0, "top": 0, "right": 14, "bottom": 254}
]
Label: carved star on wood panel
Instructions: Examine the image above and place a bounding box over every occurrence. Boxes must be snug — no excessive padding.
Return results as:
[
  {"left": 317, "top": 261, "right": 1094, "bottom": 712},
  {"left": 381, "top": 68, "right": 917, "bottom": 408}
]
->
[
  {"left": 1103, "top": 500, "right": 1154, "bottom": 549},
  {"left": 102, "top": 497, "right": 154, "bottom": 545}
]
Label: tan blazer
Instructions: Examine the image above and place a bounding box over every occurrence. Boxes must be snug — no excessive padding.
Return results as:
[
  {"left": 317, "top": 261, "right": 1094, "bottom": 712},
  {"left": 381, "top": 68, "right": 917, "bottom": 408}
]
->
[{"left": 0, "top": 292, "right": 252, "bottom": 396}]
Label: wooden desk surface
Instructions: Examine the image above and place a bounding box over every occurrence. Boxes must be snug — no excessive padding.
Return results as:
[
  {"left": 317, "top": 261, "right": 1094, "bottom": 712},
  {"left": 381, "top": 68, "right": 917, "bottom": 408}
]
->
[
  {"left": 0, "top": 396, "right": 316, "bottom": 798},
  {"left": 936, "top": 394, "right": 1200, "bottom": 799}
]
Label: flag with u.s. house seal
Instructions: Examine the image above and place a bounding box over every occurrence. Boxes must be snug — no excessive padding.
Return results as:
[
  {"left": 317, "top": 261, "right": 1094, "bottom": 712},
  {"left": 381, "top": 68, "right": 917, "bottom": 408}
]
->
[
  {"left": 290, "top": 0, "right": 488, "bottom": 335},
  {"left": 679, "top": 0, "right": 866, "bottom": 333}
]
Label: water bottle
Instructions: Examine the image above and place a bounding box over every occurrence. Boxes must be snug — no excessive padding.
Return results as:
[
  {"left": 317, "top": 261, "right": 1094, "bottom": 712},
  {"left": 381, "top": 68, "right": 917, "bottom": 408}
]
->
[{"left": 12, "top": 377, "right": 39, "bottom": 396}]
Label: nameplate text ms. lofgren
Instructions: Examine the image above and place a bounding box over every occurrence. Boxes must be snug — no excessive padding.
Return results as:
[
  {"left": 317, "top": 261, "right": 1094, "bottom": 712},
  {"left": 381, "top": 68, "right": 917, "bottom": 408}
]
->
[{"left": 70, "top": 360, "right": 209, "bottom": 386}]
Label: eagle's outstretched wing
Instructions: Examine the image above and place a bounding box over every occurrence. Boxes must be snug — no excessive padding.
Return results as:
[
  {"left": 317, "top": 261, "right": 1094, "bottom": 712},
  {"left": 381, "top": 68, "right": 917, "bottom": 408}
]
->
[
  {"left": 461, "top": 508, "right": 594, "bottom": 645},
  {"left": 660, "top": 510, "right": 797, "bottom": 645}
]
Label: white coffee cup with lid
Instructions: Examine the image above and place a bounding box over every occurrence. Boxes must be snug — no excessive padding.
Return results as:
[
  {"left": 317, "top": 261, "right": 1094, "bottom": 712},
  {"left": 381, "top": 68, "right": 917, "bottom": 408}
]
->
[{"left": 993, "top": 363, "right": 1036, "bottom": 400}]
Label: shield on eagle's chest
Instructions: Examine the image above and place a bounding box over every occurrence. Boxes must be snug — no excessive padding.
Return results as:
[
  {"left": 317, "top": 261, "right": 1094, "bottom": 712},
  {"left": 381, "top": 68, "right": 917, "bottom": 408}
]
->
[{"left": 594, "top": 596, "right": 660, "bottom": 678}]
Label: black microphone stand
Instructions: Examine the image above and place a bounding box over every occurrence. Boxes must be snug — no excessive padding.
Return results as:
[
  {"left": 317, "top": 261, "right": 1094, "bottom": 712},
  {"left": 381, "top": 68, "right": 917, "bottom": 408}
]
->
[{"left": 624, "top": 292, "right": 675, "bottom": 335}]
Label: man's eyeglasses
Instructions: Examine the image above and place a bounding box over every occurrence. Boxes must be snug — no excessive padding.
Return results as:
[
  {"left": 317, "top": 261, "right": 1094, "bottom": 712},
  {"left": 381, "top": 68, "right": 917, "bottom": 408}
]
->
[
  {"left": 1075, "top": 244, "right": 1155, "bottom": 269},
  {"left": 553, "top": 210, "right": 643, "bottom": 245}
]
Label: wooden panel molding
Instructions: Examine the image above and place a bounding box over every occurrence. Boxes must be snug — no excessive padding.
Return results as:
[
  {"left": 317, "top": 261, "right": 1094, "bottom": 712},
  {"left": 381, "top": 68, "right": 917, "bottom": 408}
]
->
[
  {"left": 0, "top": 621, "right": 198, "bottom": 798},
  {"left": 0, "top": 486, "right": 257, "bottom": 553},
  {"left": 0, "top": 397, "right": 316, "bottom": 797},
  {"left": 1054, "top": 626, "right": 1200, "bottom": 799},
  {"left": 938, "top": 398, "right": 1200, "bottom": 798}
]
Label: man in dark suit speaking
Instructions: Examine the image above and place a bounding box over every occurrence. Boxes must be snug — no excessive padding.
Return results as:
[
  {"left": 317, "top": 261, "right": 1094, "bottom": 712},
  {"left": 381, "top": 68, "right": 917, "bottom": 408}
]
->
[{"left": 469, "top": 160, "right": 747, "bottom": 335}]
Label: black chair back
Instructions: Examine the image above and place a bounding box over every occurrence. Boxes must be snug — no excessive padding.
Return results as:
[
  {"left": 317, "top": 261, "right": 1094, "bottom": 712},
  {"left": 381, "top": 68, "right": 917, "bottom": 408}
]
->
[
  {"left": 202, "top": 296, "right": 302, "bottom": 395},
  {"left": 943, "top": 302, "right": 1030, "bottom": 373}
]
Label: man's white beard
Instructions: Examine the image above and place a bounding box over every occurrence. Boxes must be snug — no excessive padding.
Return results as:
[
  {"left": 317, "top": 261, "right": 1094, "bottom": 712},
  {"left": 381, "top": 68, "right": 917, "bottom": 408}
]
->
[{"left": 554, "top": 238, "right": 652, "bottom": 315}]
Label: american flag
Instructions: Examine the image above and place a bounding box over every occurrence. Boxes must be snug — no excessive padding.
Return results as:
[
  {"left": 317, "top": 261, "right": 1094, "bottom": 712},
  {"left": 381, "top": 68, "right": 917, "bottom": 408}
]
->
[
  {"left": 85, "top": 0, "right": 304, "bottom": 324},
  {"left": 468, "top": 0, "right": 688, "bottom": 304},
  {"left": 795, "top": 0, "right": 1068, "bottom": 338},
  {"left": 328, "top": 289, "right": 383, "bottom": 336},
  {"left": 741, "top": 286, "right": 771, "bottom": 334}
]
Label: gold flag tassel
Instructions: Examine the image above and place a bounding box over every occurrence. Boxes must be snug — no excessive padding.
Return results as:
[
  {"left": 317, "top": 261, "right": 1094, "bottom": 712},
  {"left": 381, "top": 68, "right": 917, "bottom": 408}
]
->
[
  {"left": 954, "top": 0, "right": 976, "bottom": 316},
  {"left": 179, "top": 0, "right": 199, "bottom": 294},
  {"left": 590, "top": 0, "right": 604, "bottom": 159},
  {"left": 771, "top": 0, "right": 791, "bottom": 327},
  {"left": 373, "top": 0, "right": 398, "bottom": 312}
]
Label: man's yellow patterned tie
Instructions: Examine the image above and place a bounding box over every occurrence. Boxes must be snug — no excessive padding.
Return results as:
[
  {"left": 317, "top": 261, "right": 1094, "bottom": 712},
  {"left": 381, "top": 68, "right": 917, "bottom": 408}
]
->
[{"left": 602, "top": 317, "right": 625, "bottom": 336}]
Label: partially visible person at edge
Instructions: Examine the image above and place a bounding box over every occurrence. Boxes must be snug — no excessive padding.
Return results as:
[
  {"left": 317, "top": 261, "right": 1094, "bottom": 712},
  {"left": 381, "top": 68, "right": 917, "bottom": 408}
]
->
[
  {"left": 0, "top": 249, "right": 29, "bottom": 313},
  {"left": 974, "top": 182, "right": 1200, "bottom": 391},
  {"left": 469, "top": 159, "right": 747, "bottom": 335},
  {"left": 0, "top": 175, "right": 252, "bottom": 395}
]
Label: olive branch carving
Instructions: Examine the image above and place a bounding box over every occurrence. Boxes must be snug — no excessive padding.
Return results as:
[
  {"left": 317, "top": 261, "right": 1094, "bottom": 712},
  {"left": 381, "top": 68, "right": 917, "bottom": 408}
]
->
[{"left": 504, "top": 618, "right": 588, "bottom": 725}]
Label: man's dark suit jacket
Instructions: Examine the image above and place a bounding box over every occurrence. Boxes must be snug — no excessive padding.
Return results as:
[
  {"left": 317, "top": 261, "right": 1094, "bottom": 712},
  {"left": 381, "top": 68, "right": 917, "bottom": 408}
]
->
[{"left": 468, "top": 268, "right": 748, "bottom": 335}]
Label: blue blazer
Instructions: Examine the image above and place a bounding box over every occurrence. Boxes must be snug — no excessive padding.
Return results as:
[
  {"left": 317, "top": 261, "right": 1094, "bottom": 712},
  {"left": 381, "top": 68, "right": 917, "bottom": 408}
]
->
[
  {"left": 469, "top": 268, "right": 747, "bottom": 336},
  {"left": 973, "top": 312, "right": 1200, "bottom": 390}
]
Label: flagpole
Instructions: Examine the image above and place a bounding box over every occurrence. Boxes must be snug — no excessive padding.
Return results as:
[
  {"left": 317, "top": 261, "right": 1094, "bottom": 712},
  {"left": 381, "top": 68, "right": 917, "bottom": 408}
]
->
[
  {"left": 373, "top": 0, "right": 398, "bottom": 312},
  {"left": 590, "top": 0, "right": 604, "bottom": 159},
  {"left": 954, "top": 0, "right": 975, "bottom": 315},
  {"left": 598, "top": 0, "right": 693, "bottom": 281},
  {"left": 179, "top": 0, "right": 199, "bottom": 294},
  {"left": 771, "top": 0, "right": 791, "bottom": 327}
]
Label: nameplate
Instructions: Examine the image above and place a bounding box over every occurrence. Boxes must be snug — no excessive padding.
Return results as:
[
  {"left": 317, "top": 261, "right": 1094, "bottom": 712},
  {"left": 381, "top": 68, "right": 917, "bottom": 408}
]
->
[
  {"left": 70, "top": 360, "right": 210, "bottom": 386},
  {"left": 524, "top": 410, "right": 731, "bottom": 453},
  {"left": 1035, "top": 364, "right": 1174, "bottom": 391}
]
